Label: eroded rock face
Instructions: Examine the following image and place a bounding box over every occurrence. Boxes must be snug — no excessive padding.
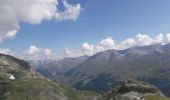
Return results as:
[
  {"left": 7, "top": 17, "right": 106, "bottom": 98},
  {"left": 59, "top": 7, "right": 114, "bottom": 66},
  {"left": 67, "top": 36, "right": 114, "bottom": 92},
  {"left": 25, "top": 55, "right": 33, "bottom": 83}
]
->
[{"left": 100, "top": 79, "right": 165, "bottom": 100}]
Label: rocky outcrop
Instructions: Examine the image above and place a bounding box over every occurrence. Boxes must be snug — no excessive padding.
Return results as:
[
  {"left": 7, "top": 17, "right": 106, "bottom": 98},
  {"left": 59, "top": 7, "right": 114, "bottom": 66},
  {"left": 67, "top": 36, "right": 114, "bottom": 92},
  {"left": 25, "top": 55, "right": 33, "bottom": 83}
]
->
[{"left": 100, "top": 79, "right": 167, "bottom": 100}]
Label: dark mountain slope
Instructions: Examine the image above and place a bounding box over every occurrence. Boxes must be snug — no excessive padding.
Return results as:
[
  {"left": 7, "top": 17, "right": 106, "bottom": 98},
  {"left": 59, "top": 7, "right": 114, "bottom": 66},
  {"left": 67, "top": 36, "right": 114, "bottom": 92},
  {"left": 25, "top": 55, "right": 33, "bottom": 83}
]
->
[
  {"left": 59, "top": 44, "right": 170, "bottom": 96},
  {"left": 33, "top": 56, "right": 89, "bottom": 84}
]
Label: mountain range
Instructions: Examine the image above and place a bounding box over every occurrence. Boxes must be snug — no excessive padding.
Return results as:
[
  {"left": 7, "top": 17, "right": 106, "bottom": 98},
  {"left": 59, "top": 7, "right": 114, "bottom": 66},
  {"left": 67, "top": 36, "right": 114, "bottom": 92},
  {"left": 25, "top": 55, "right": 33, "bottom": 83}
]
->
[
  {"left": 35, "top": 43, "right": 170, "bottom": 96},
  {"left": 1, "top": 44, "right": 170, "bottom": 99}
]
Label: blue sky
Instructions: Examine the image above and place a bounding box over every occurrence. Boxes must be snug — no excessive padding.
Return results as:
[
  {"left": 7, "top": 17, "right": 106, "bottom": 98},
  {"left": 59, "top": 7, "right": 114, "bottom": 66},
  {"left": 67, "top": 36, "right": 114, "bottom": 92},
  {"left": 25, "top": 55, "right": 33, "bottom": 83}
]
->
[{"left": 1, "top": 0, "right": 170, "bottom": 56}]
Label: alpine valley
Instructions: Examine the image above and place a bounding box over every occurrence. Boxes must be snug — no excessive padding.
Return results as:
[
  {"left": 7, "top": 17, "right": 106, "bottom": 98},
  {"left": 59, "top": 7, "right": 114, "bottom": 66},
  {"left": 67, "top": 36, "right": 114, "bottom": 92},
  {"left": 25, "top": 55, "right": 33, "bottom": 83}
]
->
[
  {"left": 1, "top": 44, "right": 170, "bottom": 100},
  {"left": 33, "top": 43, "right": 170, "bottom": 98}
]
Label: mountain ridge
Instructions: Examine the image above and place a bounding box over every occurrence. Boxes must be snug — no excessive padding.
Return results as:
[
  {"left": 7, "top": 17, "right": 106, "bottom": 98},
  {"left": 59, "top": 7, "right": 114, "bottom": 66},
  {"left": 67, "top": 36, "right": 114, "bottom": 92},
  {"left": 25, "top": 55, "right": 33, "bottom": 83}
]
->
[
  {"left": 100, "top": 79, "right": 169, "bottom": 100},
  {"left": 36, "top": 43, "right": 170, "bottom": 96}
]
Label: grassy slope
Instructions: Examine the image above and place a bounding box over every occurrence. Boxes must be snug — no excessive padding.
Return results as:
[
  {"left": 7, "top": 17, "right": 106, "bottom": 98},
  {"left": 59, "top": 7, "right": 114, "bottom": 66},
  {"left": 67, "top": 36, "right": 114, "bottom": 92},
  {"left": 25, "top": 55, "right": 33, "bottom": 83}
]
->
[
  {"left": 145, "top": 95, "right": 170, "bottom": 100},
  {"left": 0, "top": 72, "right": 98, "bottom": 100},
  {"left": 0, "top": 54, "right": 99, "bottom": 100}
]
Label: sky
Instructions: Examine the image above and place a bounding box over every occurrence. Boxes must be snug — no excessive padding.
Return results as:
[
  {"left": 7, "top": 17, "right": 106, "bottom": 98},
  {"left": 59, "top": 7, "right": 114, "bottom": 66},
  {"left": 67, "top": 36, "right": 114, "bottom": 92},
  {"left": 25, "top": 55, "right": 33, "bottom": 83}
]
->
[{"left": 1, "top": 0, "right": 170, "bottom": 60}]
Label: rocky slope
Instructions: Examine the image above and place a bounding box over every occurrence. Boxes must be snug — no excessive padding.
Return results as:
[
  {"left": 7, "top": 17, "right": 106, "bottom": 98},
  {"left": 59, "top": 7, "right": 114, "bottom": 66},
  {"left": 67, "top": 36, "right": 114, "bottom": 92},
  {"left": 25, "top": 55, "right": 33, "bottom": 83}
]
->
[
  {"left": 100, "top": 79, "right": 170, "bottom": 100},
  {"left": 0, "top": 53, "right": 98, "bottom": 100}
]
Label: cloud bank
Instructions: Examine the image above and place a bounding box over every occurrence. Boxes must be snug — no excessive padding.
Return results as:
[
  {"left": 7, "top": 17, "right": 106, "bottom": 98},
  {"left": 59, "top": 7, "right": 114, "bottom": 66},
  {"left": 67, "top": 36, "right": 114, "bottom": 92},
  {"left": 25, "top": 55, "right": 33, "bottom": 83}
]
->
[
  {"left": 63, "top": 33, "right": 170, "bottom": 58},
  {"left": 0, "top": 0, "right": 81, "bottom": 42},
  {"left": 0, "top": 48, "right": 11, "bottom": 55},
  {"left": 1, "top": 33, "right": 170, "bottom": 60},
  {"left": 21, "top": 45, "right": 56, "bottom": 60}
]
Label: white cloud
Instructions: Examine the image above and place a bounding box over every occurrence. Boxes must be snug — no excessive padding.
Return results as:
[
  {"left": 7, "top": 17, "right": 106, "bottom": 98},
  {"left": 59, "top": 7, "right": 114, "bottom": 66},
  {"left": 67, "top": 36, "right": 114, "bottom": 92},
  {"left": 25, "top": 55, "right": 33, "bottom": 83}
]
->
[
  {"left": 62, "top": 33, "right": 170, "bottom": 58},
  {"left": 23, "top": 45, "right": 56, "bottom": 60},
  {"left": 55, "top": 0, "right": 81, "bottom": 21},
  {"left": 165, "top": 33, "right": 170, "bottom": 43},
  {"left": 80, "top": 37, "right": 116, "bottom": 56},
  {"left": 44, "top": 48, "right": 53, "bottom": 56},
  {"left": 82, "top": 43, "right": 94, "bottom": 51},
  {"left": 99, "top": 37, "right": 115, "bottom": 49},
  {"left": 62, "top": 48, "right": 82, "bottom": 58},
  {"left": 117, "top": 38, "right": 136, "bottom": 50},
  {"left": 153, "top": 33, "right": 164, "bottom": 43},
  {"left": 81, "top": 43, "right": 94, "bottom": 55},
  {"left": 0, "top": 30, "right": 18, "bottom": 42},
  {"left": 135, "top": 33, "right": 153, "bottom": 46},
  {"left": 5, "top": 30, "right": 18, "bottom": 39},
  {"left": 2, "top": 33, "right": 170, "bottom": 60},
  {"left": 0, "top": 0, "right": 82, "bottom": 42},
  {"left": 0, "top": 48, "right": 11, "bottom": 55}
]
